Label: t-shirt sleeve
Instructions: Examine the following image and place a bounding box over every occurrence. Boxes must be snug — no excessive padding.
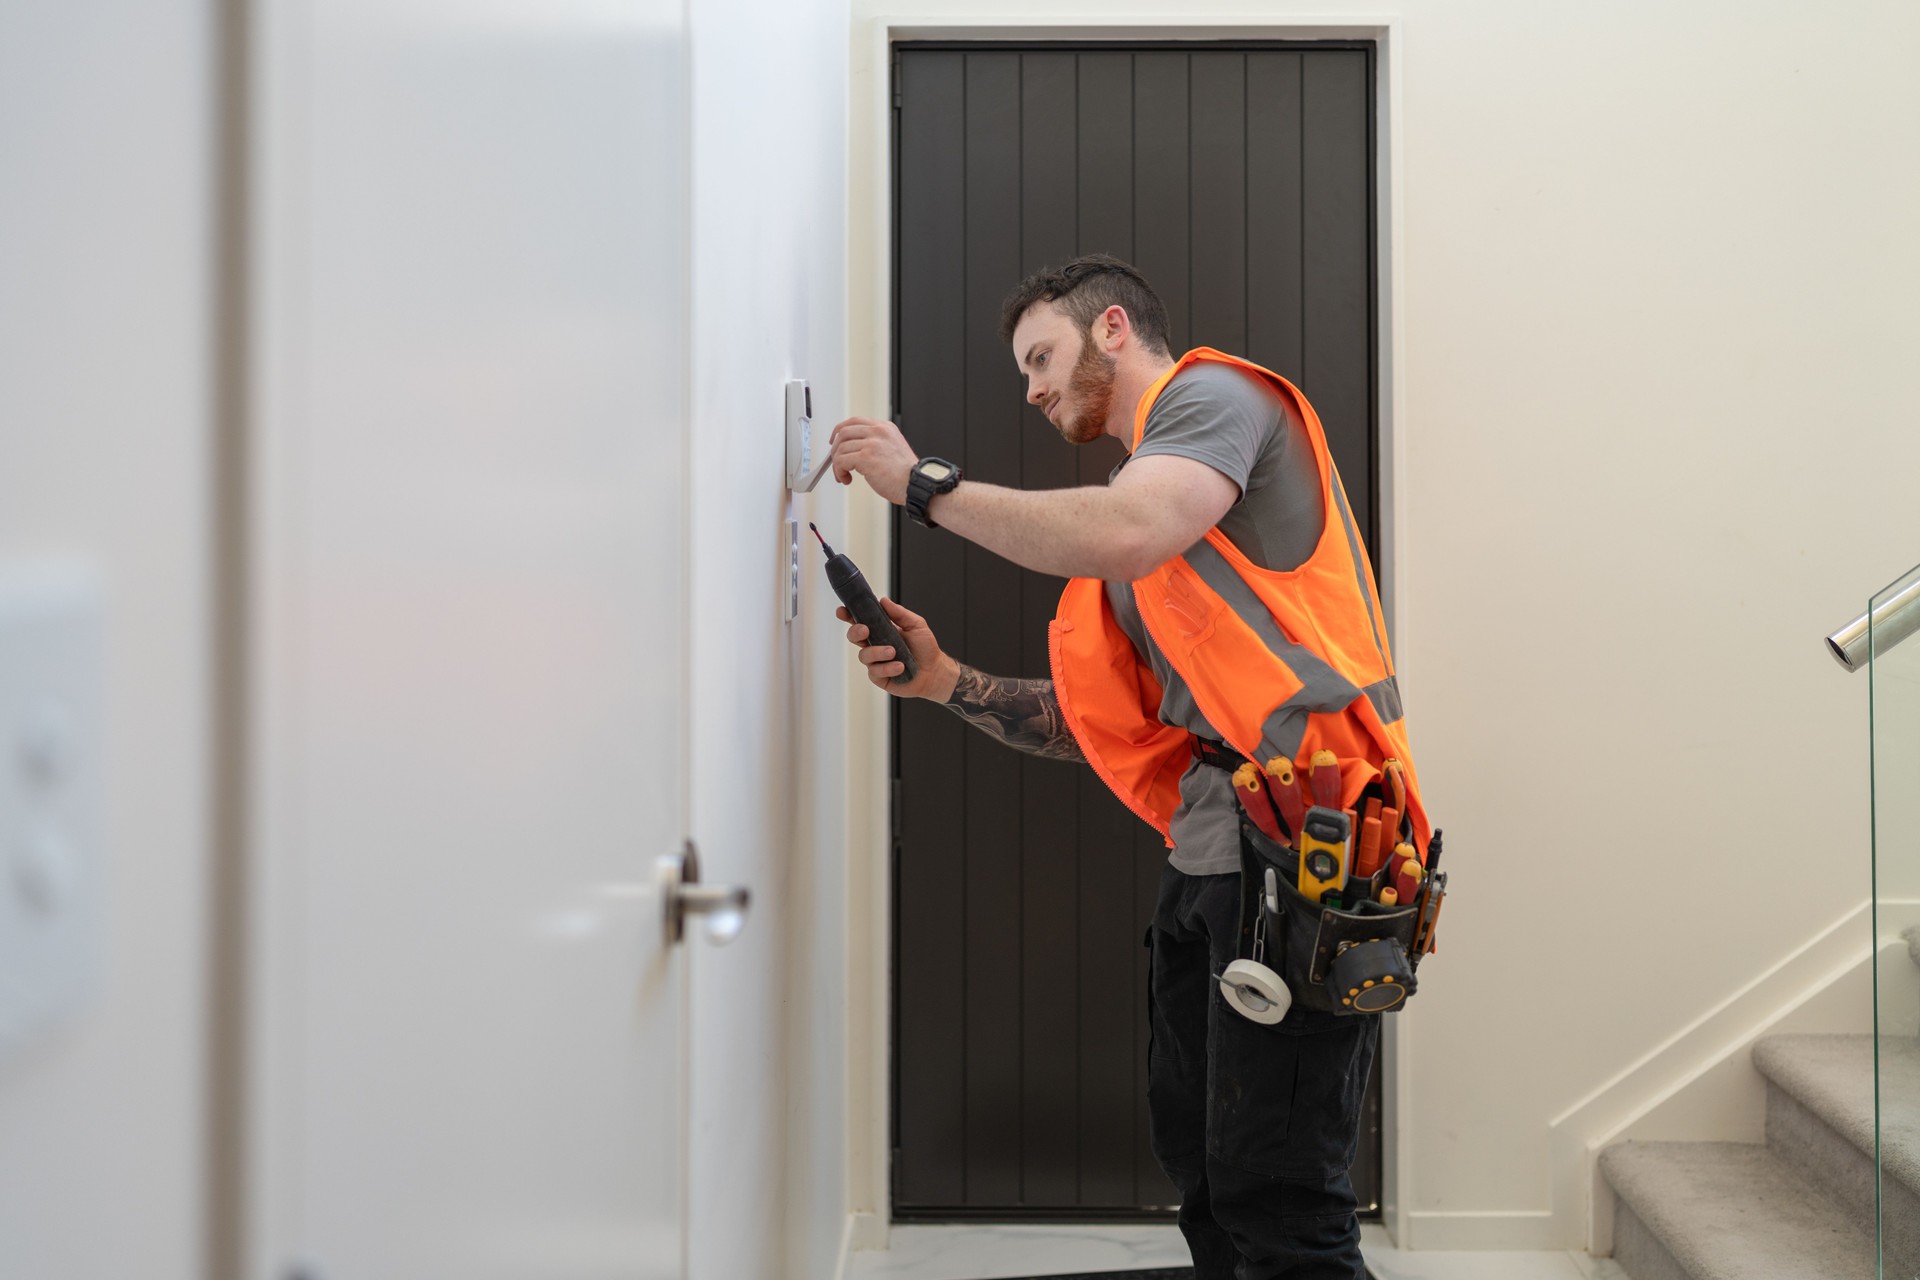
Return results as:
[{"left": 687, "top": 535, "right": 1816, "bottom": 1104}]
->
[{"left": 1131, "top": 364, "right": 1277, "bottom": 499}]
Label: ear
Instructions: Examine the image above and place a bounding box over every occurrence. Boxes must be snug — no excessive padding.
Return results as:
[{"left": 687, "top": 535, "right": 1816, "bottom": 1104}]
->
[{"left": 1098, "top": 303, "right": 1131, "bottom": 351}]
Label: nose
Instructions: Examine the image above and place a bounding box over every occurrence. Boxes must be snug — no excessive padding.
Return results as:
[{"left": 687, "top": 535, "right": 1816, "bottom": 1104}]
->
[{"left": 1027, "top": 377, "right": 1045, "bottom": 406}]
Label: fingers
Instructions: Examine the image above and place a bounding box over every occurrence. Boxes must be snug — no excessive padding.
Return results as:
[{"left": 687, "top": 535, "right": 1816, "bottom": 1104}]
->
[
  {"left": 829, "top": 419, "right": 899, "bottom": 485},
  {"left": 832, "top": 440, "right": 865, "bottom": 486},
  {"left": 854, "top": 637, "right": 903, "bottom": 684},
  {"left": 878, "top": 596, "right": 925, "bottom": 630},
  {"left": 829, "top": 416, "right": 888, "bottom": 446},
  {"left": 839, "top": 616, "right": 903, "bottom": 681},
  {"left": 833, "top": 596, "right": 922, "bottom": 688}
]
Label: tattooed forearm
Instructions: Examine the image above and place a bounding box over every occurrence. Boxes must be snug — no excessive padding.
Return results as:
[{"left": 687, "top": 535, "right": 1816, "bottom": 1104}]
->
[{"left": 940, "top": 666, "right": 1085, "bottom": 762}]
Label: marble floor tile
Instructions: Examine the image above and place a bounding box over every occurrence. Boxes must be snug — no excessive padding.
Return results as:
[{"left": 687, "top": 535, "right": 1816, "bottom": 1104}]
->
[
  {"left": 1359, "top": 1224, "right": 1614, "bottom": 1280},
  {"left": 843, "top": 1223, "right": 1189, "bottom": 1280},
  {"left": 1565, "top": 1253, "right": 1632, "bottom": 1280},
  {"left": 842, "top": 1222, "right": 1623, "bottom": 1280}
]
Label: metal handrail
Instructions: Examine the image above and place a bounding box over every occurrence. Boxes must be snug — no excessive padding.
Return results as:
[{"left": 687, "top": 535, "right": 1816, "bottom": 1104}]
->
[{"left": 1826, "top": 572, "right": 1920, "bottom": 672}]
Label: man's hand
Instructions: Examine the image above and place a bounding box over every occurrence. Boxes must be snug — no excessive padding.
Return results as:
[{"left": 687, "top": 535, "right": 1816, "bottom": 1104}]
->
[
  {"left": 836, "top": 597, "right": 959, "bottom": 700},
  {"left": 829, "top": 416, "right": 917, "bottom": 506}
]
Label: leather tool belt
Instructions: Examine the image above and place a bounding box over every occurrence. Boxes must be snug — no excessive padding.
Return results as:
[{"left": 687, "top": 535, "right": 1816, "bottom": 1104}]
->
[{"left": 1193, "top": 738, "right": 1435, "bottom": 1015}]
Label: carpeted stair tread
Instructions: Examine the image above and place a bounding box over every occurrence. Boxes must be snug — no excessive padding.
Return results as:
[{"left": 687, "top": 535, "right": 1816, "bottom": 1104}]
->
[
  {"left": 1751, "top": 1032, "right": 1920, "bottom": 1194},
  {"left": 1599, "top": 1141, "right": 1874, "bottom": 1280}
]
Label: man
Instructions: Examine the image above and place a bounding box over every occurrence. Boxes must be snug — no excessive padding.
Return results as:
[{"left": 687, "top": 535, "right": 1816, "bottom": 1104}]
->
[{"left": 831, "top": 254, "right": 1429, "bottom": 1280}]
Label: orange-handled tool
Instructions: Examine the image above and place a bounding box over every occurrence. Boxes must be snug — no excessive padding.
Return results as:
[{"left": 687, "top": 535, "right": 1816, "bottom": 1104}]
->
[{"left": 1354, "top": 815, "right": 1385, "bottom": 879}]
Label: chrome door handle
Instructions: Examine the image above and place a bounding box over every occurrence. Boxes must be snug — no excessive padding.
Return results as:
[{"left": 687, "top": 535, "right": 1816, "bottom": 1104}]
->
[{"left": 661, "top": 840, "right": 750, "bottom": 946}]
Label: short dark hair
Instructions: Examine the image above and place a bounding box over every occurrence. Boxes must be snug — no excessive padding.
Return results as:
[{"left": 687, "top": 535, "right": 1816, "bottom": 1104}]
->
[{"left": 998, "top": 254, "right": 1173, "bottom": 357}]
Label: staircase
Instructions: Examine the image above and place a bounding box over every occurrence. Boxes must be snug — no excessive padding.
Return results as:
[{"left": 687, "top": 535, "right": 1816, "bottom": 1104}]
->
[{"left": 1599, "top": 930, "right": 1920, "bottom": 1280}]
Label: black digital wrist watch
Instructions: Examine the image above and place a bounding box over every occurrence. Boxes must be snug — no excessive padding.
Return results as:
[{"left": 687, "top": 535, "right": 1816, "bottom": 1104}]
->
[{"left": 905, "top": 457, "right": 963, "bottom": 529}]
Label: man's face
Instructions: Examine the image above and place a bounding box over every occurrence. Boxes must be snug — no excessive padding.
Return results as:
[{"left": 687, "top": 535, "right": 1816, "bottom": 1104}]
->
[{"left": 1011, "top": 302, "right": 1117, "bottom": 446}]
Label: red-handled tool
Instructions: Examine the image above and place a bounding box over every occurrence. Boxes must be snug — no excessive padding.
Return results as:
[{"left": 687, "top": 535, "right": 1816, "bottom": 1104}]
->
[
  {"left": 1265, "top": 757, "right": 1307, "bottom": 838},
  {"left": 1310, "top": 750, "right": 1341, "bottom": 809},
  {"left": 1233, "top": 762, "right": 1288, "bottom": 845},
  {"left": 1391, "top": 842, "right": 1424, "bottom": 905}
]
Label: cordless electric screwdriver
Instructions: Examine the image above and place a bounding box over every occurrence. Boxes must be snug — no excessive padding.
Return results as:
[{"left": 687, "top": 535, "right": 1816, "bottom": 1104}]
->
[{"left": 812, "top": 524, "right": 917, "bottom": 686}]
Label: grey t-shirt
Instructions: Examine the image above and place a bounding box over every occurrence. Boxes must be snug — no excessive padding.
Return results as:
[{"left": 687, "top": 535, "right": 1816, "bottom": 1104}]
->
[{"left": 1104, "top": 362, "right": 1325, "bottom": 876}]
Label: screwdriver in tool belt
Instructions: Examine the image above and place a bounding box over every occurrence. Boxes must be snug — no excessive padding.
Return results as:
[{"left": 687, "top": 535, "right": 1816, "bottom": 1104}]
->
[
  {"left": 1310, "top": 750, "right": 1341, "bottom": 808},
  {"left": 1233, "top": 762, "right": 1288, "bottom": 845},
  {"left": 1265, "top": 756, "right": 1307, "bottom": 838},
  {"left": 1391, "top": 843, "right": 1424, "bottom": 905}
]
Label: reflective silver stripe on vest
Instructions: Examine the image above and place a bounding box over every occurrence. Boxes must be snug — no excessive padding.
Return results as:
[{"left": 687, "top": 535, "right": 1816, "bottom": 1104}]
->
[
  {"left": 1330, "top": 465, "right": 1390, "bottom": 672},
  {"left": 1363, "top": 675, "right": 1404, "bottom": 725},
  {"left": 1181, "top": 540, "right": 1362, "bottom": 761}
]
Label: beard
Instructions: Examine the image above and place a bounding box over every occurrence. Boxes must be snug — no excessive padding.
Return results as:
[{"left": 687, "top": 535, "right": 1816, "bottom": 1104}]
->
[{"left": 1055, "top": 337, "right": 1117, "bottom": 445}]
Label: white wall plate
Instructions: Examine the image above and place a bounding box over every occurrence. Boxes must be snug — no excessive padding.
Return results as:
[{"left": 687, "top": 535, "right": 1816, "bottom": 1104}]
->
[{"left": 0, "top": 563, "right": 104, "bottom": 1066}]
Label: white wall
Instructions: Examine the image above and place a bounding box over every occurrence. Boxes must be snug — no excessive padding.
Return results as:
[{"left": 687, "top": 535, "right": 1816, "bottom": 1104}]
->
[
  {"left": 687, "top": 2, "right": 854, "bottom": 1278},
  {"left": 0, "top": 1, "right": 213, "bottom": 1275},
  {"left": 846, "top": 0, "right": 1920, "bottom": 1252}
]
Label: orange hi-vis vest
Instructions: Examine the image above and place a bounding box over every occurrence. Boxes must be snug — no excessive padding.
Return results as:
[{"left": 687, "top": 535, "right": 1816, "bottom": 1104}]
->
[{"left": 1048, "top": 348, "right": 1430, "bottom": 857}]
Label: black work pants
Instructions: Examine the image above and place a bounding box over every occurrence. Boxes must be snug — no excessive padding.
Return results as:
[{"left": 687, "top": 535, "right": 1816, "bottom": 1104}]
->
[{"left": 1146, "top": 861, "right": 1379, "bottom": 1280}]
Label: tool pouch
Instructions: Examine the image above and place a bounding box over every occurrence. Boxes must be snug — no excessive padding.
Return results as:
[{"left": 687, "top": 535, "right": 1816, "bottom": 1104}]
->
[{"left": 1237, "top": 815, "right": 1421, "bottom": 1015}]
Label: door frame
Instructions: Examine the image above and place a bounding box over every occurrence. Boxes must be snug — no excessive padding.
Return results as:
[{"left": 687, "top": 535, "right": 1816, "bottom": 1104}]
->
[{"left": 843, "top": 12, "right": 1411, "bottom": 1254}]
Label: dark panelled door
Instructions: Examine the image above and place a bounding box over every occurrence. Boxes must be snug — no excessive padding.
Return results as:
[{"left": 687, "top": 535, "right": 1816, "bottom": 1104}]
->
[{"left": 892, "top": 42, "right": 1380, "bottom": 1219}]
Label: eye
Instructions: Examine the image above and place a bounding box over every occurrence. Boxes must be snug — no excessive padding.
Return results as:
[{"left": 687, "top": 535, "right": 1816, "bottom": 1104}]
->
[{"left": 1035, "top": 352, "right": 1048, "bottom": 368}]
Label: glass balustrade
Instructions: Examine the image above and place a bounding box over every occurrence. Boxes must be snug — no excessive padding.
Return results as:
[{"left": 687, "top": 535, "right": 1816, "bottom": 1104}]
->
[{"left": 1868, "top": 561, "right": 1920, "bottom": 1280}]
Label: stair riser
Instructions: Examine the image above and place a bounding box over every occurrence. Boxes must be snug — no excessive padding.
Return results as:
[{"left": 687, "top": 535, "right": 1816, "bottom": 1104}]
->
[
  {"left": 1613, "top": 1201, "right": 1696, "bottom": 1280},
  {"left": 1766, "top": 1083, "right": 1920, "bottom": 1277}
]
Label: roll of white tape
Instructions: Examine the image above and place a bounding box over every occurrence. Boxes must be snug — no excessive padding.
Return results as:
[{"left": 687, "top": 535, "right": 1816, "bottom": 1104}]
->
[{"left": 1219, "top": 958, "right": 1291, "bottom": 1025}]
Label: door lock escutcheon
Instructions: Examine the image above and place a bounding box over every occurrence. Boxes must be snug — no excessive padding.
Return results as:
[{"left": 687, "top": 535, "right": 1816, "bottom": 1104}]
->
[{"left": 662, "top": 840, "right": 750, "bottom": 946}]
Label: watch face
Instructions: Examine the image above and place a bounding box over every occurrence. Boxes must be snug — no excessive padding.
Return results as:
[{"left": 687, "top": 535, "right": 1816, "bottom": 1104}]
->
[{"left": 918, "top": 461, "right": 954, "bottom": 482}]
